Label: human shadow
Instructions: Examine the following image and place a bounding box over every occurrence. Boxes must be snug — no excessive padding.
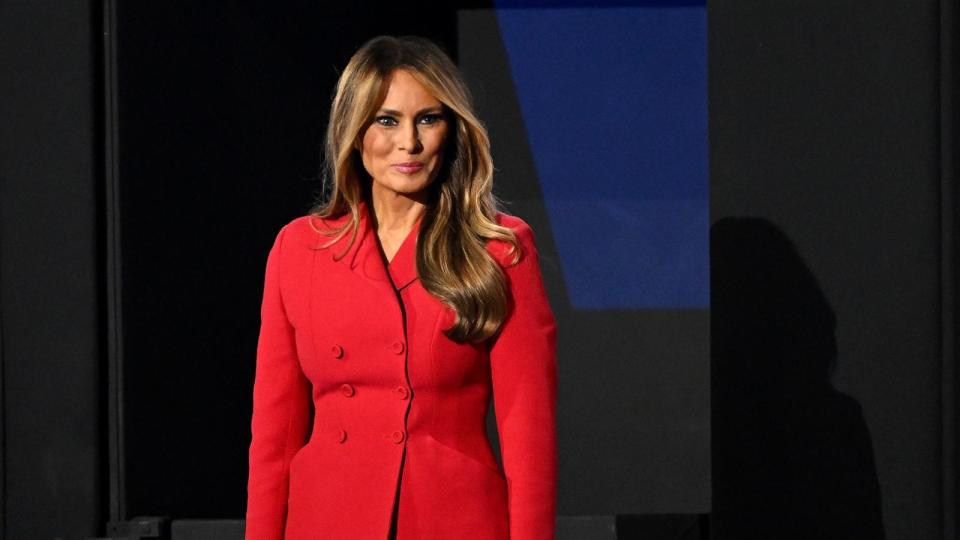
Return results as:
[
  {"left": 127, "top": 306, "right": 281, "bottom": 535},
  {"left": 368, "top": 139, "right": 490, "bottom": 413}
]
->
[{"left": 710, "top": 217, "right": 885, "bottom": 539}]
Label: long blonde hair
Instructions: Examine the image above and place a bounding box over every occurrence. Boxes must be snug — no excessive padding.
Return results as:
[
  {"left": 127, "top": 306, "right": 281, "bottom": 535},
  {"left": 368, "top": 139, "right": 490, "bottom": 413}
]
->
[{"left": 309, "top": 35, "right": 520, "bottom": 344}]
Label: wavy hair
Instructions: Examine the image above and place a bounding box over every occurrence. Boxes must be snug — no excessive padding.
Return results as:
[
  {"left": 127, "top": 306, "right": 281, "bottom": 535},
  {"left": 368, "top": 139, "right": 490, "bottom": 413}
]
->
[{"left": 308, "top": 35, "right": 521, "bottom": 344}]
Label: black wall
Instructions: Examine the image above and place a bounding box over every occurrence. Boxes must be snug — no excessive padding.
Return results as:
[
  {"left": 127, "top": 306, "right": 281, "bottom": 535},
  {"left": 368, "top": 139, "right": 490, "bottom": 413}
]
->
[
  {"left": 0, "top": 1, "right": 104, "bottom": 539},
  {"left": 710, "top": 1, "right": 957, "bottom": 538}
]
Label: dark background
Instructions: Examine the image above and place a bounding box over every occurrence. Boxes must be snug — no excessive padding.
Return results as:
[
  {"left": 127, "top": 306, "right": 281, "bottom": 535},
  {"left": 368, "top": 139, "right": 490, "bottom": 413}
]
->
[
  {"left": 105, "top": 0, "right": 712, "bottom": 523},
  {"left": 0, "top": 1, "right": 956, "bottom": 539}
]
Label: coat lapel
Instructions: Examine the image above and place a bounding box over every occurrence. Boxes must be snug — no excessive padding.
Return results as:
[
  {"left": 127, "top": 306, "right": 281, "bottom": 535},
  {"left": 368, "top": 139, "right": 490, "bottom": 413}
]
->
[
  {"left": 336, "top": 198, "right": 420, "bottom": 292},
  {"left": 386, "top": 212, "right": 421, "bottom": 292}
]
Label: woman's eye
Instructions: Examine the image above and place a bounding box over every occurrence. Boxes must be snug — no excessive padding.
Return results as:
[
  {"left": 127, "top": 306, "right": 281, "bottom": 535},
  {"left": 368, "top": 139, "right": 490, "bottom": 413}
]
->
[{"left": 374, "top": 114, "right": 442, "bottom": 127}]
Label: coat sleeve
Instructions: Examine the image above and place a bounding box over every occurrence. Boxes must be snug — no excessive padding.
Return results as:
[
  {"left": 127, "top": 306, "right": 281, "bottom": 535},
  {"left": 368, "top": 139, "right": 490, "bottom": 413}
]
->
[
  {"left": 245, "top": 224, "right": 312, "bottom": 540},
  {"left": 489, "top": 219, "right": 559, "bottom": 540}
]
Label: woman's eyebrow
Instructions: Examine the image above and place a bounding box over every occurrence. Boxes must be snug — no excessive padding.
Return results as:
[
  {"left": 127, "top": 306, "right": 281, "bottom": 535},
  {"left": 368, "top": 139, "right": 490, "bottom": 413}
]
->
[{"left": 377, "top": 106, "right": 443, "bottom": 116}]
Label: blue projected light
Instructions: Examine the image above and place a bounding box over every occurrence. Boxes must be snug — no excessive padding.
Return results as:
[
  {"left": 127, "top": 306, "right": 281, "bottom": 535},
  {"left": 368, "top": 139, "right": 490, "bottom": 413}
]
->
[{"left": 494, "top": 6, "right": 708, "bottom": 309}]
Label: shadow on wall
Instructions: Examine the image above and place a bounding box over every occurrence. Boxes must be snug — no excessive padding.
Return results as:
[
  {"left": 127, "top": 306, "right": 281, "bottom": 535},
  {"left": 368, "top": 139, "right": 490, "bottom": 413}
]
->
[{"left": 710, "top": 217, "right": 886, "bottom": 540}]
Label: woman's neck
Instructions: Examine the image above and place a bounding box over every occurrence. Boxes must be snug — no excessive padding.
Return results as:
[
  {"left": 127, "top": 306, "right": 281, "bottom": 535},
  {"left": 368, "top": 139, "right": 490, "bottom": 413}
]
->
[{"left": 368, "top": 188, "right": 427, "bottom": 235}]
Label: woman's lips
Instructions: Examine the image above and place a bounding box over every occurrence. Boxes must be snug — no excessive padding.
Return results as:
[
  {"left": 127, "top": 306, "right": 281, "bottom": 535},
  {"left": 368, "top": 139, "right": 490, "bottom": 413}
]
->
[{"left": 393, "top": 162, "right": 424, "bottom": 174}]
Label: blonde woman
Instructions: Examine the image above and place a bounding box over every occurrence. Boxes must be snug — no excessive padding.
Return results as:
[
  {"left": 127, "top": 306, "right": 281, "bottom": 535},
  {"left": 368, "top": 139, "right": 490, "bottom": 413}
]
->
[{"left": 245, "top": 35, "right": 557, "bottom": 540}]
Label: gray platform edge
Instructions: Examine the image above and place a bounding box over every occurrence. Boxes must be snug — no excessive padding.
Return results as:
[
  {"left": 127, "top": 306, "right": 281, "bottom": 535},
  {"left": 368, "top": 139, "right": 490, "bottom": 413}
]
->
[{"left": 169, "top": 516, "right": 617, "bottom": 540}]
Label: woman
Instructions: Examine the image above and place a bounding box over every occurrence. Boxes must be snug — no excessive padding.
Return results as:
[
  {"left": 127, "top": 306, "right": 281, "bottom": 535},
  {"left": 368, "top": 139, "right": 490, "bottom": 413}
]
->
[{"left": 245, "top": 35, "right": 558, "bottom": 540}]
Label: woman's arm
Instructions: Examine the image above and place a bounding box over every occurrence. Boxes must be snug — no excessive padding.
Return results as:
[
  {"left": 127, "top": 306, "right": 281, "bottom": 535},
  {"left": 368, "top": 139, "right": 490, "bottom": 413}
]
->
[
  {"left": 489, "top": 218, "right": 559, "bottom": 540},
  {"left": 245, "top": 224, "right": 312, "bottom": 540}
]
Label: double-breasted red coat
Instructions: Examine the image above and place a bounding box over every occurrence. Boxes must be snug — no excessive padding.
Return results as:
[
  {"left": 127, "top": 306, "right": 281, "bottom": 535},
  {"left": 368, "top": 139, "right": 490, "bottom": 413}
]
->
[{"left": 244, "top": 198, "right": 558, "bottom": 540}]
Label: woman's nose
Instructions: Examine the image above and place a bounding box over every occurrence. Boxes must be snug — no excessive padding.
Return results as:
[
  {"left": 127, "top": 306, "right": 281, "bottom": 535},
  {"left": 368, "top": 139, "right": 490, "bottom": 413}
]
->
[{"left": 399, "top": 122, "right": 421, "bottom": 152}]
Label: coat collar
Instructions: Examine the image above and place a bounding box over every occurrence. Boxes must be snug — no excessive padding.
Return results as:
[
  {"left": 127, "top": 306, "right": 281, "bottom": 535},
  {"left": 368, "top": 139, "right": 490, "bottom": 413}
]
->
[{"left": 322, "top": 198, "right": 421, "bottom": 292}]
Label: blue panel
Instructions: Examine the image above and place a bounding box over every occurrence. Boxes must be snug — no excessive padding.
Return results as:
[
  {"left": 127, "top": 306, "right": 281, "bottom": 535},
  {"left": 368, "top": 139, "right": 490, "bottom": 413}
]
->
[{"left": 494, "top": 6, "right": 708, "bottom": 308}]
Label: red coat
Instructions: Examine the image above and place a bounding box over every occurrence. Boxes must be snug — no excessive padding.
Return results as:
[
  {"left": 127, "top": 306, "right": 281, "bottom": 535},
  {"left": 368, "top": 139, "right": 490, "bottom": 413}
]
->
[{"left": 245, "top": 199, "right": 558, "bottom": 539}]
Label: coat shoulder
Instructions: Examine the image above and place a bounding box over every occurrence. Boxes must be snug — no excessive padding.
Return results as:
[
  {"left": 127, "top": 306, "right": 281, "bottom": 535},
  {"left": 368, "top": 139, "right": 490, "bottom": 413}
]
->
[
  {"left": 280, "top": 212, "right": 352, "bottom": 250},
  {"left": 494, "top": 211, "right": 526, "bottom": 230}
]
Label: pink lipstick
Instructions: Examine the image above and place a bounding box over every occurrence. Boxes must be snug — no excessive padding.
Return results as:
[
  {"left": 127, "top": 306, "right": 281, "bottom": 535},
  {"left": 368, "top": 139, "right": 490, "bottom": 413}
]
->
[{"left": 393, "top": 162, "right": 424, "bottom": 174}]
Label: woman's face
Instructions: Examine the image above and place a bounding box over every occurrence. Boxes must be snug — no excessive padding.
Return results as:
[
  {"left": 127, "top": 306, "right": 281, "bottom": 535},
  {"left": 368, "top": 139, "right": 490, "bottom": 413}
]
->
[{"left": 360, "top": 69, "right": 450, "bottom": 201}]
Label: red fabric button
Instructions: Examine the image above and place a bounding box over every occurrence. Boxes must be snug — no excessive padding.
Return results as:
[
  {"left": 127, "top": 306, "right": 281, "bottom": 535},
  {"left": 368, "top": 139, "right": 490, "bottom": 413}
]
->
[
  {"left": 395, "top": 386, "right": 409, "bottom": 400},
  {"left": 391, "top": 431, "right": 406, "bottom": 444},
  {"left": 390, "top": 341, "right": 405, "bottom": 355},
  {"left": 340, "top": 383, "right": 355, "bottom": 397},
  {"left": 330, "top": 344, "right": 344, "bottom": 359},
  {"left": 337, "top": 428, "right": 347, "bottom": 443}
]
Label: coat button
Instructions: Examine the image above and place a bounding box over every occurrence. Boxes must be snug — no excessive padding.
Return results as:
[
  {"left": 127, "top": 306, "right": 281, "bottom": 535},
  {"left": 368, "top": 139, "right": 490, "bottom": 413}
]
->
[
  {"left": 390, "top": 341, "right": 405, "bottom": 355},
  {"left": 330, "top": 344, "right": 344, "bottom": 359},
  {"left": 340, "top": 383, "right": 355, "bottom": 397},
  {"left": 395, "top": 386, "right": 410, "bottom": 400},
  {"left": 337, "top": 428, "right": 347, "bottom": 443},
  {"left": 390, "top": 430, "right": 406, "bottom": 444}
]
